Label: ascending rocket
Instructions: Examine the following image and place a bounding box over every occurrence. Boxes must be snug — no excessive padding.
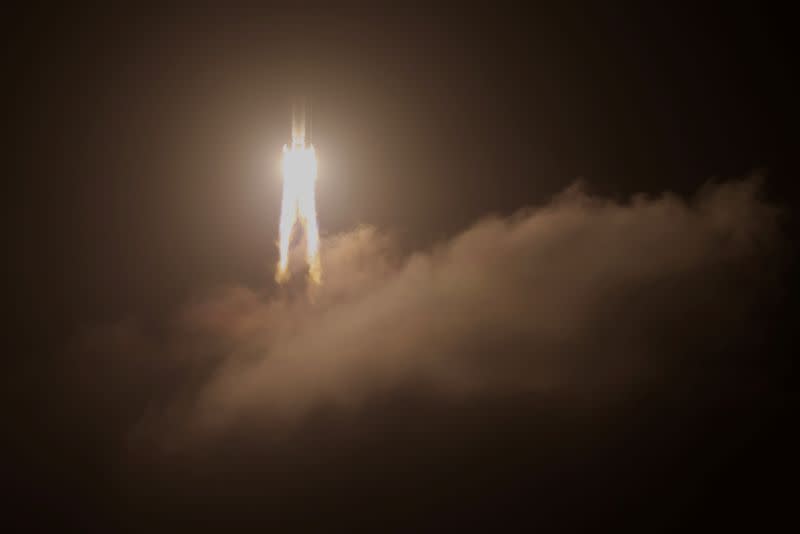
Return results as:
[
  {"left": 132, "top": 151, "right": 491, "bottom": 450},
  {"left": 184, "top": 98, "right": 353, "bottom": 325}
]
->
[
  {"left": 276, "top": 97, "right": 321, "bottom": 284},
  {"left": 291, "top": 97, "right": 312, "bottom": 148}
]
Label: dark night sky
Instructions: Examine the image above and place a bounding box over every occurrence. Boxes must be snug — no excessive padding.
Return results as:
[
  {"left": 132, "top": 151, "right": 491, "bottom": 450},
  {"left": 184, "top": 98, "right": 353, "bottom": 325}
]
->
[{"left": 5, "top": 4, "right": 797, "bottom": 532}]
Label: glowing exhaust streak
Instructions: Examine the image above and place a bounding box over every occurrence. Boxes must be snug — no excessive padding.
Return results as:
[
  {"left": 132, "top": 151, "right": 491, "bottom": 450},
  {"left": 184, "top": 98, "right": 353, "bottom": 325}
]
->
[{"left": 276, "top": 141, "right": 321, "bottom": 284}]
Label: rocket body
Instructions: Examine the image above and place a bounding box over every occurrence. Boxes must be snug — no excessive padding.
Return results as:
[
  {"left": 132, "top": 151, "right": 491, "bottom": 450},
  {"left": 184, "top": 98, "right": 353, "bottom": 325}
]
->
[
  {"left": 292, "top": 97, "right": 311, "bottom": 148},
  {"left": 277, "top": 98, "right": 321, "bottom": 284}
]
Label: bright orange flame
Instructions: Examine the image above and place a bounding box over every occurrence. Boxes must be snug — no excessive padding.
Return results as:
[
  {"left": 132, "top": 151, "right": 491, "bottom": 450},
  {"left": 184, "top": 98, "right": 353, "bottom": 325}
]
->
[{"left": 276, "top": 143, "right": 321, "bottom": 284}]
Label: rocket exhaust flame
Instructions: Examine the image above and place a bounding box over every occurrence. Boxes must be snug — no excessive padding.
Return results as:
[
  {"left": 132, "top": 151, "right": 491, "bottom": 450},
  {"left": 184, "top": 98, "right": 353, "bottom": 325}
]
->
[{"left": 276, "top": 100, "right": 321, "bottom": 284}]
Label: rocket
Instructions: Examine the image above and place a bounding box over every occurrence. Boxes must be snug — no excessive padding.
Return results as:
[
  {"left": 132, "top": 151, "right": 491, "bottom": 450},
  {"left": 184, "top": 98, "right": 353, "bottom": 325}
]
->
[
  {"left": 277, "top": 96, "right": 321, "bottom": 284},
  {"left": 291, "top": 97, "right": 312, "bottom": 149}
]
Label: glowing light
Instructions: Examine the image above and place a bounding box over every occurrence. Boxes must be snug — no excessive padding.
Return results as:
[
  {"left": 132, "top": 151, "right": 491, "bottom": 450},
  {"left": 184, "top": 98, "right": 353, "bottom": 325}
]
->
[{"left": 276, "top": 142, "right": 321, "bottom": 284}]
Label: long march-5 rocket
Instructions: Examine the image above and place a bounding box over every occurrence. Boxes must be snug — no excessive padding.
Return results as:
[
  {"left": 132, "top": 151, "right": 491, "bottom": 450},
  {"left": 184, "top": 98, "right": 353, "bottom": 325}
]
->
[{"left": 276, "top": 98, "right": 321, "bottom": 284}]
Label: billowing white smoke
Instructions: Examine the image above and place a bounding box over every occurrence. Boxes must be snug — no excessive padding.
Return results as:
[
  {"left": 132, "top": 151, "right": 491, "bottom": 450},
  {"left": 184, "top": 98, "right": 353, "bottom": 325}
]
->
[{"left": 79, "top": 176, "right": 780, "bottom": 444}]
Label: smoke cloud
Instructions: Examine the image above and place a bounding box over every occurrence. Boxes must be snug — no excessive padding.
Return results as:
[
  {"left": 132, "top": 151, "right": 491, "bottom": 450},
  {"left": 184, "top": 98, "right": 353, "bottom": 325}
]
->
[{"left": 76, "top": 176, "right": 781, "bottom": 448}]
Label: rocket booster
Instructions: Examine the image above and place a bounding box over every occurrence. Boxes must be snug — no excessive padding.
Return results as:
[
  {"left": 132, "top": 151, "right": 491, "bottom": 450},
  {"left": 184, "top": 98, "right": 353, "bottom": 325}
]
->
[{"left": 291, "top": 97, "right": 311, "bottom": 148}]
